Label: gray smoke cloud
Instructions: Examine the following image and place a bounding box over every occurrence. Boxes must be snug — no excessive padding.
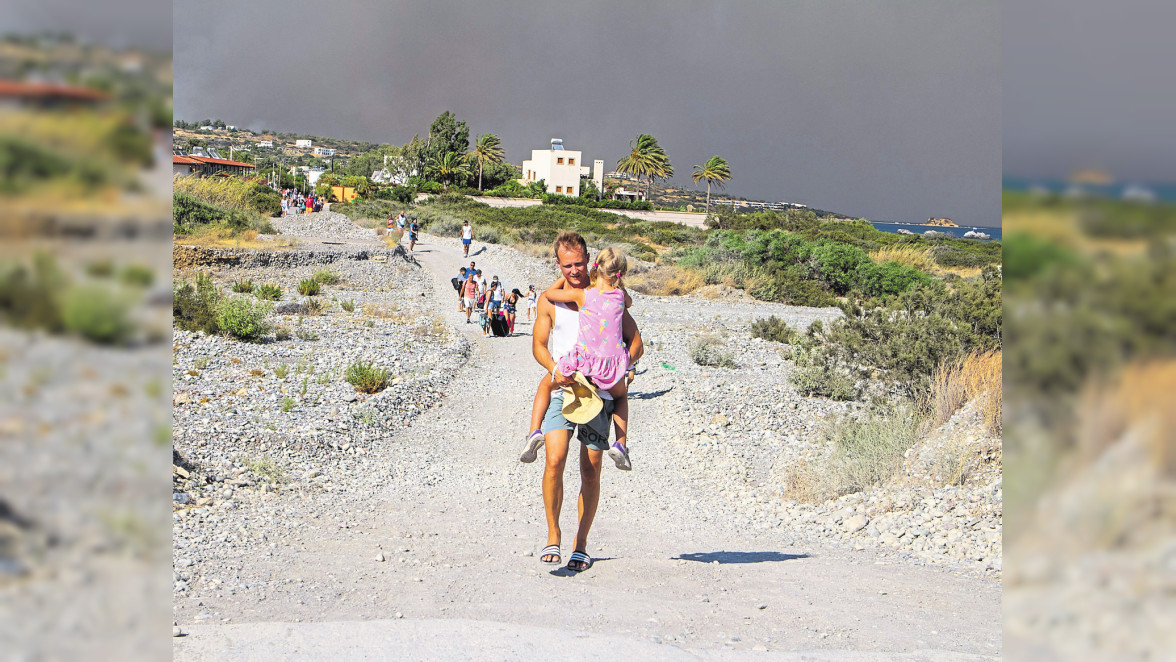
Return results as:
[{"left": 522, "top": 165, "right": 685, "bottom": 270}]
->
[{"left": 175, "top": 1, "right": 1000, "bottom": 226}]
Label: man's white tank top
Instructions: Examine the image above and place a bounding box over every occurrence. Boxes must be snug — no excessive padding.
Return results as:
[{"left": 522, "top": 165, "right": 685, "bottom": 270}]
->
[{"left": 550, "top": 301, "right": 613, "bottom": 400}]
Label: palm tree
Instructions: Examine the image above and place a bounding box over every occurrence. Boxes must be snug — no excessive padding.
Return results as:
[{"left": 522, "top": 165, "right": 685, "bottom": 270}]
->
[
  {"left": 616, "top": 134, "right": 672, "bottom": 202},
  {"left": 427, "top": 151, "right": 472, "bottom": 190},
  {"left": 468, "top": 133, "right": 505, "bottom": 192},
  {"left": 692, "top": 155, "right": 732, "bottom": 213}
]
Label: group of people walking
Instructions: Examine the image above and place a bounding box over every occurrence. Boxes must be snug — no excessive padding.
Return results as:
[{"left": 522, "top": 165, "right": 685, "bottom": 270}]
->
[
  {"left": 453, "top": 260, "right": 537, "bottom": 337},
  {"left": 280, "top": 189, "right": 321, "bottom": 215},
  {"left": 387, "top": 211, "right": 420, "bottom": 252}
]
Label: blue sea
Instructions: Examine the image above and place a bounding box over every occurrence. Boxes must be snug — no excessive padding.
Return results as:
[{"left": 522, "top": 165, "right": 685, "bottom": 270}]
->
[
  {"left": 1003, "top": 175, "right": 1176, "bottom": 204},
  {"left": 869, "top": 222, "right": 1002, "bottom": 241}
]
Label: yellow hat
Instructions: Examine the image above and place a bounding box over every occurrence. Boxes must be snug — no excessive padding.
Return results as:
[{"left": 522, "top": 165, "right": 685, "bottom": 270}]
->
[{"left": 561, "top": 372, "right": 603, "bottom": 424}]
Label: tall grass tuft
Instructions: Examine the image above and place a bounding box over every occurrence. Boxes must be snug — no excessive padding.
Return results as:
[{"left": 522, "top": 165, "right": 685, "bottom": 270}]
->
[
  {"left": 345, "top": 361, "right": 390, "bottom": 394},
  {"left": 929, "top": 350, "right": 1002, "bottom": 434},
  {"left": 868, "top": 245, "right": 935, "bottom": 272}
]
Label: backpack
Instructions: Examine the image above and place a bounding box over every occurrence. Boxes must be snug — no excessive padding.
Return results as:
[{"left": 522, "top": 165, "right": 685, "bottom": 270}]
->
[{"left": 451, "top": 277, "right": 462, "bottom": 291}]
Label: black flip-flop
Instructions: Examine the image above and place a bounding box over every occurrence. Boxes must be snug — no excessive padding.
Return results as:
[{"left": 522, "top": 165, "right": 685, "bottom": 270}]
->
[
  {"left": 567, "top": 550, "right": 593, "bottom": 572},
  {"left": 540, "top": 544, "right": 561, "bottom": 565}
]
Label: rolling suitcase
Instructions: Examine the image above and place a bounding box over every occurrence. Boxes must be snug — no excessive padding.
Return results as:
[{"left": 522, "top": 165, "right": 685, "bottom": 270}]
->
[{"left": 489, "top": 311, "right": 510, "bottom": 337}]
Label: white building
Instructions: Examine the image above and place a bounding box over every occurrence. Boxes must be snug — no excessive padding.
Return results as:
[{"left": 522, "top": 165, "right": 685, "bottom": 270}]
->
[
  {"left": 257, "top": 140, "right": 273, "bottom": 148},
  {"left": 313, "top": 147, "right": 336, "bottom": 156},
  {"left": 520, "top": 139, "right": 590, "bottom": 196},
  {"left": 295, "top": 139, "right": 312, "bottom": 148}
]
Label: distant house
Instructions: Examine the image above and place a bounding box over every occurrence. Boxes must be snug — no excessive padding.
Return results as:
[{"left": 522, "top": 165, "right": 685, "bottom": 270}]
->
[
  {"left": 0, "top": 78, "right": 108, "bottom": 110},
  {"left": 313, "top": 147, "right": 336, "bottom": 156},
  {"left": 257, "top": 140, "right": 273, "bottom": 148},
  {"left": 177, "top": 153, "right": 256, "bottom": 177},
  {"left": 520, "top": 139, "right": 590, "bottom": 196},
  {"left": 173, "top": 154, "right": 202, "bottom": 177},
  {"left": 199, "top": 125, "right": 214, "bottom": 131},
  {"left": 295, "top": 139, "right": 312, "bottom": 148}
]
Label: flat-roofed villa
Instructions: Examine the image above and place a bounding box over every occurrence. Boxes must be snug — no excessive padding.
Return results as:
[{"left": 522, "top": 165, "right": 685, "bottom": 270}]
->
[{"left": 520, "top": 139, "right": 591, "bottom": 196}]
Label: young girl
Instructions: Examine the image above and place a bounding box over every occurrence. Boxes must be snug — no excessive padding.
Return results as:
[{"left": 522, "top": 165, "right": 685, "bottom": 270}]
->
[{"left": 519, "top": 247, "right": 633, "bottom": 471}]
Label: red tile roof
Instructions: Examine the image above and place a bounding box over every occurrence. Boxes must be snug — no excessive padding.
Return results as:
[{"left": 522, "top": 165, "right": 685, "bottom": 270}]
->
[
  {"left": 187, "top": 155, "right": 256, "bottom": 168},
  {"left": 0, "top": 79, "right": 108, "bottom": 101},
  {"left": 173, "top": 155, "right": 201, "bottom": 165}
]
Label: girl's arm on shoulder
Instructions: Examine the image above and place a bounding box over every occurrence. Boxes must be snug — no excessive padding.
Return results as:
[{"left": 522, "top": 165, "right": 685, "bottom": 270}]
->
[
  {"left": 623, "top": 289, "right": 632, "bottom": 309},
  {"left": 544, "top": 286, "right": 585, "bottom": 306}
]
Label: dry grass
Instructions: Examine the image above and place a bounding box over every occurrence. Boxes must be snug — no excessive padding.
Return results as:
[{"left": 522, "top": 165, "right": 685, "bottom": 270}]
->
[
  {"left": 514, "top": 242, "right": 555, "bottom": 260},
  {"left": 176, "top": 227, "right": 297, "bottom": 250},
  {"left": 928, "top": 350, "right": 1002, "bottom": 434},
  {"left": 1079, "top": 360, "right": 1176, "bottom": 477},
  {"left": 364, "top": 302, "right": 415, "bottom": 325},
  {"left": 626, "top": 265, "right": 705, "bottom": 296},
  {"left": 869, "top": 245, "right": 935, "bottom": 272}
]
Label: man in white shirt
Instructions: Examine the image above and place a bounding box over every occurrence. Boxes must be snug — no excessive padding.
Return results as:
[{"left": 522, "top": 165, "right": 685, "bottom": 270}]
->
[{"left": 530, "top": 230, "right": 643, "bottom": 572}]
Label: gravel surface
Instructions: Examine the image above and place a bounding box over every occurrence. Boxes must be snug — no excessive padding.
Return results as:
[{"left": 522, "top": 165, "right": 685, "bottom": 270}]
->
[{"left": 173, "top": 213, "right": 1002, "bottom": 658}]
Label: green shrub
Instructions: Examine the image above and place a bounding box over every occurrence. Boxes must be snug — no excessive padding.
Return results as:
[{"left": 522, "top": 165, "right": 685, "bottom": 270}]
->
[
  {"left": 274, "top": 363, "right": 289, "bottom": 379},
  {"left": 297, "top": 279, "right": 321, "bottom": 296},
  {"left": 690, "top": 334, "right": 737, "bottom": 368},
  {"left": 822, "top": 404, "right": 921, "bottom": 496},
  {"left": 255, "top": 283, "right": 281, "bottom": 300},
  {"left": 215, "top": 296, "right": 272, "bottom": 342},
  {"left": 0, "top": 253, "right": 68, "bottom": 333},
  {"left": 313, "top": 270, "right": 340, "bottom": 285},
  {"left": 119, "top": 264, "right": 155, "bottom": 287},
  {"left": 811, "top": 242, "right": 871, "bottom": 295},
  {"left": 341, "top": 298, "right": 356, "bottom": 312},
  {"left": 305, "top": 297, "right": 327, "bottom": 315},
  {"left": 60, "top": 284, "right": 134, "bottom": 344},
  {"left": 232, "top": 279, "right": 255, "bottom": 293},
  {"left": 280, "top": 396, "right": 295, "bottom": 412},
  {"left": 750, "top": 316, "right": 799, "bottom": 344},
  {"left": 856, "top": 261, "right": 931, "bottom": 298},
  {"left": 85, "top": 259, "right": 115, "bottom": 278},
  {"left": 345, "top": 360, "right": 390, "bottom": 393},
  {"left": 173, "top": 273, "right": 222, "bottom": 335}
]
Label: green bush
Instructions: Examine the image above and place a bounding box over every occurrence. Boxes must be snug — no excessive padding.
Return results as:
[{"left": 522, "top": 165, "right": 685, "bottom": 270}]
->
[
  {"left": 215, "top": 296, "right": 273, "bottom": 342},
  {"left": 119, "top": 264, "right": 155, "bottom": 288},
  {"left": 822, "top": 404, "right": 921, "bottom": 496},
  {"left": 341, "top": 298, "right": 356, "bottom": 312},
  {"left": 750, "top": 316, "right": 799, "bottom": 344},
  {"left": 313, "top": 270, "right": 339, "bottom": 285},
  {"left": 85, "top": 259, "right": 115, "bottom": 278},
  {"left": 245, "top": 182, "right": 282, "bottom": 218},
  {"left": 1002, "top": 233, "right": 1083, "bottom": 284},
  {"left": 0, "top": 253, "right": 67, "bottom": 333},
  {"left": 232, "top": 279, "right": 255, "bottom": 293},
  {"left": 173, "top": 273, "right": 222, "bottom": 335},
  {"left": 689, "top": 334, "right": 737, "bottom": 368},
  {"left": 856, "top": 261, "right": 931, "bottom": 298},
  {"left": 255, "top": 283, "right": 281, "bottom": 300},
  {"left": 345, "top": 360, "right": 390, "bottom": 393},
  {"left": 297, "top": 279, "right": 321, "bottom": 296},
  {"left": 811, "top": 242, "right": 871, "bottom": 295},
  {"left": 60, "top": 284, "right": 134, "bottom": 344}
]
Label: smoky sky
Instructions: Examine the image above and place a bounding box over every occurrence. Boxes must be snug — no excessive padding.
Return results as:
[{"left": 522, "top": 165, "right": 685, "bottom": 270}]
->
[
  {"left": 1004, "top": 0, "right": 1176, "bottom": 184},
  {"left": 175, "top": 1, "right": 1000, "bottom": 226},
  {"left": 6, "top": 0, "right": 171, "bottom": 51}
]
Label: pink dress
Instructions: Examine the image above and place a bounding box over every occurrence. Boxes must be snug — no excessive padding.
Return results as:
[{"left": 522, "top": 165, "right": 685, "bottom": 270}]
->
[{"left": 557, "top": 287, "right": 629, "bottom": 391}]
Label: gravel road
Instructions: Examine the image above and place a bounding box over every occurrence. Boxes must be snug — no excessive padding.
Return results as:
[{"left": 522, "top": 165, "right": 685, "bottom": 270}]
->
[{"left": 172, "top": 213, "right": 1001, "bottom": 660}]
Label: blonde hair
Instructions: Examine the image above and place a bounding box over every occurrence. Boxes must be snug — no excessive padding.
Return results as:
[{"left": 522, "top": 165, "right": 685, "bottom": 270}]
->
[{"left": 590, "top": 246, "right": 628, "bottom": 289}]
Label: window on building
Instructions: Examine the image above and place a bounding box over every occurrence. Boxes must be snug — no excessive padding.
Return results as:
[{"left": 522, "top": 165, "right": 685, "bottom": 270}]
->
[
  {"left": 557, "top": 157, "right": 564, "bottom": 164},
  {"left": 556, "top": 186, "right": 562, "bottom": 193},
  {"left": 569, "top": 158, "right": 575, "bottom": 166}
]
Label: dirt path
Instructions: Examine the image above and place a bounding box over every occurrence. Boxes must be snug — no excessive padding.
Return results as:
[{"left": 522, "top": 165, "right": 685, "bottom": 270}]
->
[{"left": 175, "top": 234, "right": 1000, "bottom": 660}]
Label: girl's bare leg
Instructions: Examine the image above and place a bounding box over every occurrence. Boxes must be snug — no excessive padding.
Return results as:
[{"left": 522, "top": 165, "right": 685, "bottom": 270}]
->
[
  {"left": 607, "top": 380, "right": 628, "bottom": 449},
  {"left": 531, "top": 373, "right": 553, "bottom": 433}
]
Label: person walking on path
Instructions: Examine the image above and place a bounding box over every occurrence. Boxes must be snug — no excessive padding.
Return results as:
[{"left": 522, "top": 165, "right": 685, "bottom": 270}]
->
[
  {"left": 460, "top": 268, "right": 478, "bottom": 324},
  {"left": 407, "top": 218, "right": 420, "bottom": 253},
  {"left": 525, "top": 284, "right": 538, "bottom": 322},
  {"left": 454, "top": 267, "right": 469, "bottom": 312},
  {"left": 524, "top": 230, "right": 643, "bottom": 572},
  {"left": 504, "top": 288, "right": 521, "bottom": 335},
  {"left": 397, "top": 210, "right": 407, "bottom": 233},
  {"left": 461, "top": 220, "right": 474, "bottom": 257}
]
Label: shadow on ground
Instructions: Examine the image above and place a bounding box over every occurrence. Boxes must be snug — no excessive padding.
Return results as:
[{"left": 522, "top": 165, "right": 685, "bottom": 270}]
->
[
  {"left": 629, "top": 387, "right": 672, "bottom": 400},
  {"left": 673, "top": 551, "right": 809, "bottom": 564}
]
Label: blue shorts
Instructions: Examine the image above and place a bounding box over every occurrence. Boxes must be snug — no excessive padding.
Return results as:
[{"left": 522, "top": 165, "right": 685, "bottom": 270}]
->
[
  {"left": 540, "top": 390, "right": 615, "bottom": 451},
  {"left": 462, "top": 238, "right": 471, "bottom": 245}
]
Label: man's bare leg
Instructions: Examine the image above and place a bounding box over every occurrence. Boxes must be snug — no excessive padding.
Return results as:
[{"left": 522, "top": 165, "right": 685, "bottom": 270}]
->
[
  {"left": 572, "top": 443, "right": 604, "bottom": 565},
  {"left": 541, "top": 429, "right": 571, "bottom": 562}
]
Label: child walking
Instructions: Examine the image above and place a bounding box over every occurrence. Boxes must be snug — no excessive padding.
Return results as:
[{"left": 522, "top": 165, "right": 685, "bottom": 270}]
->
[{"left": 519, "top": 247, "right": 633, "bottom": 471}]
